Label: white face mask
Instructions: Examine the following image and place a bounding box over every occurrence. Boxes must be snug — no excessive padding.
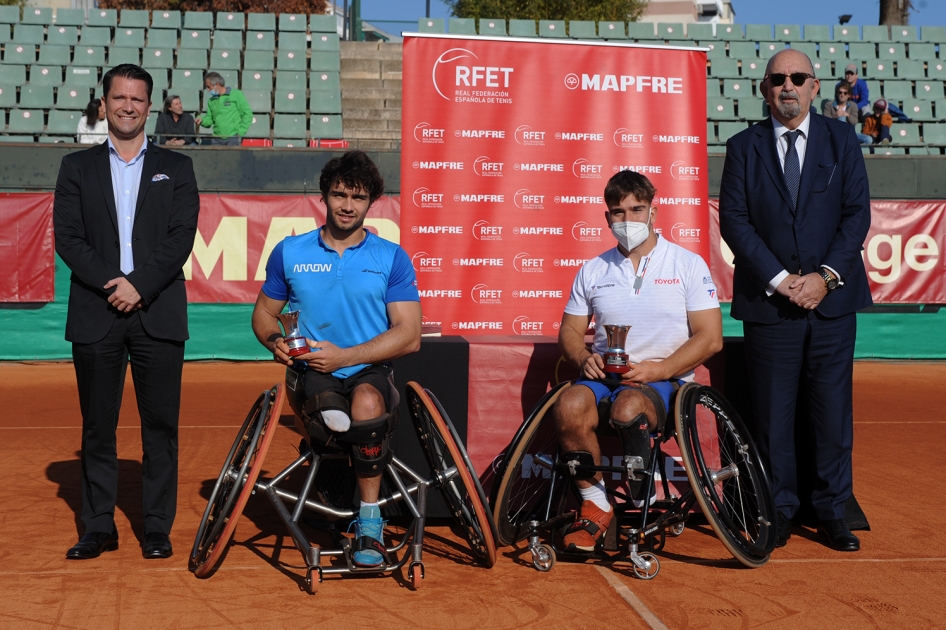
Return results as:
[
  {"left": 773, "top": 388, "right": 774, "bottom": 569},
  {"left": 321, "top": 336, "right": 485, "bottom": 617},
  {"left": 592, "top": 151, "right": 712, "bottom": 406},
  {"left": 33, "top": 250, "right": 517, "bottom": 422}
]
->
[{"left": 610, "top": 210, "right": 652, "bottom": 251}]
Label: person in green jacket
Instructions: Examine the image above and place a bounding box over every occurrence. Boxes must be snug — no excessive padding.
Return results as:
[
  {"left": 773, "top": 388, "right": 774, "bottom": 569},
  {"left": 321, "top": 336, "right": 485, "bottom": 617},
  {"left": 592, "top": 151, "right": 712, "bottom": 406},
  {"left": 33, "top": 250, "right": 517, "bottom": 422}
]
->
[{"left": 196, "top": 72, "right": 253, "bottom": 146}]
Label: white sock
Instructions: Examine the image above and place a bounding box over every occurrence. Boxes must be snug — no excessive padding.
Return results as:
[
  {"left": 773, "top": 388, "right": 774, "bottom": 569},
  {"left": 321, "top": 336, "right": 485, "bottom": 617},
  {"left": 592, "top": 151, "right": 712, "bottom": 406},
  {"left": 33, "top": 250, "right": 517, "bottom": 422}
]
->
[
  {"left": 322, "top": 409, "right": 351, "bottom": 432},
  {"left": 579, "top": 481, "right": 612, "bottom": 512},
  {"left": 360, "top": 501, "right": 380, "bottom": 516}
]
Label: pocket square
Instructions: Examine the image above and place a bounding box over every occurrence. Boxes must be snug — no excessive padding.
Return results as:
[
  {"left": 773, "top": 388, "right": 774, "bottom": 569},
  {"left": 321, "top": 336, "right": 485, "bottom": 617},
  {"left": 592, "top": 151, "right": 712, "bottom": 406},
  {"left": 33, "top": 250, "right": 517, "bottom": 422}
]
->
[{"left": 152, "top": 173, "right": 170, "bottom": 182}]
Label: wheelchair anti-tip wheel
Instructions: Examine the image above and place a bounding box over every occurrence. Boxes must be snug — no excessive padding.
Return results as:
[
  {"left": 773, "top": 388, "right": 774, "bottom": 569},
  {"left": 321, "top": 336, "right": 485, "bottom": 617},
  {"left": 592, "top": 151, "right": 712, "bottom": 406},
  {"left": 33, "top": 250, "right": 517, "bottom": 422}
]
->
[
  {"left": 531, "top": 543, "right": 556, "bottom": 572},
  {"left": 190, "top": 384, "right": 284, "bottom": 577},
  {"left": 406, "top": 381, "right": 498, "bottom": 568},
  {"left": 674, "top": 383, "right": 777, "bottom": 567}
]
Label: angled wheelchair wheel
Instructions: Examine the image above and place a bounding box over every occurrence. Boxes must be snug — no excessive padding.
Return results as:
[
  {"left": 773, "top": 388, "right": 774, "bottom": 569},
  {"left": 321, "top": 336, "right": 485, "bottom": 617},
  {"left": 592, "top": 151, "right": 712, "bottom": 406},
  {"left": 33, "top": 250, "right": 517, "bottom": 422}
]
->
[
  {"left": 406, "top": 381, "right": 498, "bottom": 568},
  {"left": 674, "top": 383, "right": 777, "bottom": 567},
  {"left": 491, "top": 381, "right": 571, "bottom": 546},
  {"left": 190, "top": 384, "right": 284, "bottom": 577}
]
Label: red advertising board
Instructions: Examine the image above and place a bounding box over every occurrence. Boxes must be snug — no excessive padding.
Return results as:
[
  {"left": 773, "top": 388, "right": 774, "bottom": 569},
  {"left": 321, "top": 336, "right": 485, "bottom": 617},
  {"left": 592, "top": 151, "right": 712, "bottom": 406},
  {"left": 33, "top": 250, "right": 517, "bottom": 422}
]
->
[
  {"left": 400, "top": 34, "right": 710, "bottom": 336},
  {"left": 0, "top": 193, "right": 54, "bottom": 302}
]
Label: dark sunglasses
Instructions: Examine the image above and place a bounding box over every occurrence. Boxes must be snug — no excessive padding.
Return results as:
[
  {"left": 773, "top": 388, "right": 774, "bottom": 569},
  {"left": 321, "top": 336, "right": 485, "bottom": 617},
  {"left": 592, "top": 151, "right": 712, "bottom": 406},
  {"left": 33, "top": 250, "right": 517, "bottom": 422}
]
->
[
  {"left": 765, "top": 72, "right": 815, "bottom": 86},
  {"left": 838, "top": 90, "right": 850, "bottom": 95}
]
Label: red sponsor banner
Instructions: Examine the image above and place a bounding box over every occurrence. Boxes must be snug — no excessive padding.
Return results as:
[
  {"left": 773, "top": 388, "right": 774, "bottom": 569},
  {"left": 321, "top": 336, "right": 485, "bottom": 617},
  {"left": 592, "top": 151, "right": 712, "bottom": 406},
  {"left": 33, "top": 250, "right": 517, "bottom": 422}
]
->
[
  {"left": 708, "top": 199, "right": 946, "bottom": 304},
  {"left": 400, "top": 34, "right": 710, "bottom": 336},
  {"left": 0, "top": 193, "right": 54, "bottom": 302}
]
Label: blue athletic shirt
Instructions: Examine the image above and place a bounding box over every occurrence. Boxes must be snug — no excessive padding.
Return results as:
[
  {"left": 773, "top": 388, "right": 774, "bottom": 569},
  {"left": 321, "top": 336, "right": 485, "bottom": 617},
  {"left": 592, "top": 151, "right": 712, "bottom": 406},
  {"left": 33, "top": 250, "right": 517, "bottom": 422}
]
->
[{"left": 262, "top": 228, "right": 419, "bottom": 379}]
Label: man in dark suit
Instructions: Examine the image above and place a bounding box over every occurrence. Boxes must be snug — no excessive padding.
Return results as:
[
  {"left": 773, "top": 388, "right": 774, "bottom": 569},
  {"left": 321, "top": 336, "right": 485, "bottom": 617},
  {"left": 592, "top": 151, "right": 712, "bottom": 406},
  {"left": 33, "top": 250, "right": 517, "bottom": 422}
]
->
[
  {"left": 54, "top": 64, "right": 200, "bottom": 560},
  {"left": 719, "top": 50, "right": 872, "bottom": 552}
]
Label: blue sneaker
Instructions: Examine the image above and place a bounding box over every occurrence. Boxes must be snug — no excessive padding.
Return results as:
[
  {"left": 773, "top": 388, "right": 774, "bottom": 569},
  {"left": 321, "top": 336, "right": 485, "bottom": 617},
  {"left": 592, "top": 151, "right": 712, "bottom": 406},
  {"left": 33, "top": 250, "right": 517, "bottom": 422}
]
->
[{"left": 351, "top": 505, "right": 387, "bottom": 567}]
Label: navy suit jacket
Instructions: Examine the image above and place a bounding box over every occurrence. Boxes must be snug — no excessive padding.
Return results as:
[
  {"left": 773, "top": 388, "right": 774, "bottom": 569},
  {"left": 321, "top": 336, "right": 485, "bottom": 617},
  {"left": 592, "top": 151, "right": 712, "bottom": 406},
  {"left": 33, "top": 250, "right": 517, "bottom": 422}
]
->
[{"left": 718, "top": 115, "right": 873, "bottom": 324}]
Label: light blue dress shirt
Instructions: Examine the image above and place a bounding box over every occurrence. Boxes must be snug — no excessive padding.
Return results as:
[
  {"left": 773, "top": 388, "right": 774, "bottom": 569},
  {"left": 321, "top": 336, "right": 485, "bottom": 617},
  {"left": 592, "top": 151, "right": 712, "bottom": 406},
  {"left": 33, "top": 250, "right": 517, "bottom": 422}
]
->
[{"left": 107, "top": 137, "right": 148, "bottom": 274}]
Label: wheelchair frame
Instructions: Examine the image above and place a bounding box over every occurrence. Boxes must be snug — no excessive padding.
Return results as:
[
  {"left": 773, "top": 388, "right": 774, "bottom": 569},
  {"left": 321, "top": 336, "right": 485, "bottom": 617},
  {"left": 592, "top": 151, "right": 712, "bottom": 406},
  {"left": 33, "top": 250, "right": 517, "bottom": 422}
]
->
[
  {"left": 490, "top": 380, "right": 777, "bottom": 579},
  {"left": 190, "top": 381, "right": 498, "bottom": 594}
]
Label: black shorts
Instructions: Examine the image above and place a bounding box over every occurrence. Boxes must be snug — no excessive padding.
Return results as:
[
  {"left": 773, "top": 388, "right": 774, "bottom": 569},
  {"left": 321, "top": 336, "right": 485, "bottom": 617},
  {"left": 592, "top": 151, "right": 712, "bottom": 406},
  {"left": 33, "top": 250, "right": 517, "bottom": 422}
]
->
[{"left": 286, "top": 363, "right": 399, "bottom": 417}]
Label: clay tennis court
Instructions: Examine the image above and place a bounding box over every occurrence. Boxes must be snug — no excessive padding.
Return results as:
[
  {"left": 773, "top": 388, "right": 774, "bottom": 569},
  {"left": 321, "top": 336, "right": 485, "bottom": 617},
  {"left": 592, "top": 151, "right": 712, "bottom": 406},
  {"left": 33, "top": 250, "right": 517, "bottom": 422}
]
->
[{"left": 1, "top": 360, "right": 943, "bottom": 629}]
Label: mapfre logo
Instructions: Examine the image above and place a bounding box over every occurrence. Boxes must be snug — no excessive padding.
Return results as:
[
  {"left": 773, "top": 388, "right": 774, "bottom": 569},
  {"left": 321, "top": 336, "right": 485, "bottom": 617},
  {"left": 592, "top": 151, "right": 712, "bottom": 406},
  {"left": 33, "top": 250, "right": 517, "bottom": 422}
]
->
[
  {"left": 474, "top": 156, "right": 504, "bottom": 177},
  {"left": 473, "top": 219, "right": 503, "bottom": 240},
  {"left": 413, "top": 122, "right": 444, "bottom": 143},
  {"left": 553, "top": 258, "right": 592, "bottom": 267},
  {"left": 613, "top": 128, "right": 644, "bottom": 148},
  {"left": 513, "top": 252, "right": 544, "bottom": 273},
  {"left": 412, "top": 160, "right": 464, "bottom": 170},
  {"left": 452, "top": 321, "right": 503, "bottom": 331},
  {"left": 514, "top": 162, "right": 564, "bottom": 172},
  {"left": 573, "top": 158, "right": 603, "bottom": 179},
  {"left": 512, "top": 315, "right": 546, "bottom": 336},
  {"left": 514, "top": 189, "right": 545, "bottom": 210},
  {"left": 515, "top": 125, "right": 546, "bottom": 146},
  {"left": 454, "top": 193, "right": 504, "bottom": 203},
  {"left": 656, "top": 196, "right": 702, "bottom": 206},
  {"left": 513, "top": 226, "right": 562, "bottom": 236},
  {"left": 564, "top": 73, "right": 580, "bottom": 90},
  {"left": 432, "top": 47, "right": 514, "bottom": 104},
  {"left": 418, "top": 289, "right": 461, "bottom": 298},
  {"left": 455, "top": 128, "right": 505, "bottom": 139},
  {"left": 411, "top": 251, "right": 443, "bottom": 273},
  {"left": 411, "top": 225, "right": 464, "bottom": 235},
  {"left": 613, "top": 164, "right": 662, "bottom": 174},
  {"left": 471, "top": 283, "right": 502, "bottom": 304},
  {"left": 670, "top": 222, "right": 702, "bottom": 243},
  {"left": 453, "top": 257, "right": 503, "bottom": 266},
  {"left": 412, "top": 187, "right": 443, "bottom": 208},
  {"left": 572, "top": 221, "right": 603, "bottom": 242},
  {"left": 671, "top": 160, "right": 701, "bottom": 180},
  {"left": 512, "top": 289, "right": 563, "bottom": 299}
]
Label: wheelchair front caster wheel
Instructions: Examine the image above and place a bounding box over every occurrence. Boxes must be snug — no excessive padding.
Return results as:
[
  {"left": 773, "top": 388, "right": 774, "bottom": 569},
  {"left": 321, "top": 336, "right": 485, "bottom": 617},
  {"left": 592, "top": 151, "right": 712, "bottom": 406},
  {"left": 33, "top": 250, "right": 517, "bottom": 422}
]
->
[
  {"left": 631, "top": 552, "right": 660, "bottom": 580},
  {"left": 670, "top": 522, "right": 685, "bottom": 537},
  {"left": 408, "top": 563, "right": 424, "bottom": 590},
  {"left": 532, "top": 544, "right": 556, "bottom": 572},
  {"left": 304, "top": 568, "right": 321, "bottom": 595}
]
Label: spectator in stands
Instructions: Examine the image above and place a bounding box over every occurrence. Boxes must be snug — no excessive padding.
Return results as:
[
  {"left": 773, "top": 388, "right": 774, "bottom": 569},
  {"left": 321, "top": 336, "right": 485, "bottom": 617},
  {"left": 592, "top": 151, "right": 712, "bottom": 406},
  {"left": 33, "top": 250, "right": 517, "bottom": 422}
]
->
[
  {"left": 839, "top": 63, "right": 871, "bottom": 119},
  {"left": 154, "top": 95, "right": 197, "bottom": 146},
  {"left": 196, "top": 72, "right": 252, "bottom": 146},
  {"left": 77, "top": 99, "right": 108, "bottom": 144},
  {"left": 823, "top": 85, "right": 872, "bottom": 145},
  {"left": 862, "top": 99, "right": 893, "bottom": 145}
]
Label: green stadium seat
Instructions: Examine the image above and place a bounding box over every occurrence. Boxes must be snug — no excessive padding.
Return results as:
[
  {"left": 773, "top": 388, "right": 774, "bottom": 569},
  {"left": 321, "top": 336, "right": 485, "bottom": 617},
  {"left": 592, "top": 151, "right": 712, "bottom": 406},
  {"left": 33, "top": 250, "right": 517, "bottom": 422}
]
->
[
  {"left": 46, "top": 109, "right": 81, "bottom": 134},
  {"left": 275, "top": 70, "right": 305, "bottom": 91},
  {"left": 902, "top": 99, "right": 935, "bottom": 121},
  {"left": 272, "top": 138, "right": 306, "bottom": 148},
  {"left": 276, "top": 49, "right": 305, "bottom": 71},
  {"left": 803, "top": 25, "right": 830, "bottom": 41},
  {"left": 243, "top": 89, "right": 271, "bottom": 112},
  {"left": 897, "top": 60, "right": 926, "bottom": 80},
  {"left": 865, "top": 60, "right": 895, "bottom": 79},
  {"left": 818, "top": 42, "right": 845, "bottom": 60},
  {"left": 687, "top": 23, "right": 713, "bottom": 40},
  {"left": 310, "top": 14, "right": 335, "bottom": 33},
  {"left": 706, "top": 121, "right": 717, "bottom": 143},
  {"left": 923, "top": 122, "right": 946, "bottom": 144},
  {"left": 701, "top": 41, "right": 726, "bottom": 59},
  {"left": 710, "top": 58, "right": 740, "bottom": 78},
  {"left": 627, "top": 22, "right": 657, "bottom": 40},
  {"left": 592, "top": 21, "right": 623, "bottom": 39},
  {"left": 247, "top": 13, "right": 275, "bottom": 32},
  {"left": 810, "top": 58, "right": 829, "bottom": 76},
  {"left": 47, "top": 25, "right": 79, "bottom": 46},
  {"left": 0, "top": 83, "right": 16, "bottom": 107},
  {"left": 63, "top": 66, "right": 97, "bottom": 87},
  {"left": 246, "top": 31, "right": 276, "bottom": 51},
  {"left": 152, "top": 10, "right": 181, "bottom": 30},
  {"left": 449, "top": 18, "right": 476, "bottom": 35},
  {"left": 874, "top": 146, "right": 905, "bottom": 154},
  {"left": 243, "top": 50, "right": 274, "bottom": 71},
  {"left": 142, "top": 47, "right": 173, "bottom": 69},
  {"left": 774, "top": 24, "right": 801, "bottom": 41},
  {"left": 86, "top": 9, "right": 116, "bottom": 27},
  {"left": 479, "top": 18, "right": 506, "bottom": 36},
  {"left": 833, "top": 25, "right": 859, "bottom": 41},
  {"left": 0, "top": 136, "right": 36, "bottom": 143},
  {"left": 114, "top": 28, "right": 145, "bottom": 48},
  {"left": 309, "top": 70, "right": 339, "bottom": 92},
  {"left": 737, "top": 97, "right": 766, "bottom": 121},
  {"left": 311, "top": 114, "right": 342, "bottom": 139},
  {"left": 171, "top": 68, "right": 203, "bottom": 89},
  {"left": 31, "top": 65, "right": 63, "bottom": 86},
  {"left": 312, "top": 32, "right": 339, "bottom": 52},
  {"left": 184, "top": 12, "right": 213, "bottom": 31},
  {"left": 740, "top": 58, "right": 766, "bottom": 79},
  {"left": 917, "top": 81, "right": 945, "bottom": 99},
  {"left": 849, "top": 42, "right": 877, "bottom": 59},
  {"left": 862, "top": 25, "right": 889, "bottom": 42},
  {"left": 273, "top": 113, "right": 305, "bottom": 138},
  {"left": 707, "top": 96, "right": 736, "bottom": 119},
  {"left": 38, "top": 45, "right": 70, "bottom": 66},
  {"left": 56, "top": 85, "right": 90, "bottom": 109},
  {"left": 865, "top": 79, "right": 881, "bottom": 99},
  {"left": 708, "top": 144, "right": 727, "bottom": 154},
  {"left": 108, "top": 46, "right": 141, "bottom": 68},
  {"left": 878, "top": 43, "right": 906, "bottom": 59},
  {"left": 242, "top": 70, "right": 273, "bottom": 90},
  {"left": 310, "top": 52, "right": 340, "bottom": 72},
  {"left": 0, "top": 65, "right": 26, "bottom": 85},
  {"left": 216, "top": 69, "right": 237, "bottom": 88},
  {"left": 120, "top": 10, "right": 150, "bottom": 28},
  {"left": 706, "top": 77, "right": 721, "bottom": 97},
  {"left": 309, "top": 88, "right": 340, "bottom": 114},
  {"left": 13, "top": 25, "right": 44, "bottom": 45},
  {"left": 217, "top": 12, "right": 245, "bottom": 30},
  {"left": 7, "top": 109, "right": 43, "bottom": 133},
  {"left": 509, "top": 19, "right": 536, "bottom": 38},
  {"left": 278, "top": 14, "right": 306, "bottom": 32},
  {"left": 0, "top": 25, "right": 10, "bottom": 44},
  {"left": 210, "top": 49, "right": 240, "bottom": 71},
  {"left": 148, "top": 96, "right": 162, "bottom": 112},
  {"left": 908, "top": 43, "right": 935, "bottom": 59},
  {"left": 728, "top": 41, "right": 756, "bottom": 58},
  {"left": 920, "top": 26, "right": 946, "bottom": 43},
  {"left": 906, "top": 146, "right": 932, "bottom": 155},
  {"left": 570, "top": 20, "right": 598, "bottom": 39},
  {"left": 74, "top": 46, "right": 105, "bottom": 67},
  {"left": 715, "top": 23, "right": 745, "bottom": 40},
  {"left": 758, "top": 42, "right": 783, "bottom": 59},
  {"left": 80, "top": 27, "right": 111, "bottom": 47},
  {"left": 214, "top": 30, "right": 243, "bottom": 50},
  {"left": 0, "top": 6, "right": 20, "bottom": 24},
  {"left": 145, "top": 115, "right": 157, "bottom": 135},
  {"left": 657, "top": 23, "right": 684, "bottom": 39},
  {"left": 245, "top": 113, "right": 271, "bottom": 138},
  {"left": 718, "top": 121, "right": 747, "bottom": 142},
  {"left": 930, "top": 62, "right": 946, "bottom": 80},
  {"left": 539, "top": 20, "right": 566, "bottom": 38},
  {"left": 4, "top": 44, "right": 36, "bottom": 65},
  {"left": 181, "top": 30, "right": 210, "bottom": 49},
  {"left": 891, "top": 123, "right": 920, "bottom": 143},
  {"left": 22, "top": 7, "right": 52, "bottom": 25},
  {"left": 883, "top": 80, "right": 913, "bottom": 101},
  {"left": 175, "top": 88, "right": 199, "bottom": 112},
  {"left": 147, "top": 29, "right": 178, "bottom": 48},
  {"left": 274, "top": 88, "right": 305, "bottom": 113},
  {"left": 418, "top": 18, "right": 444, "bottom": 33},
  {"left": 667, "top": 40, "right": 697, "bottom": 48},
  {"left": 789, "top": 42, "right": 817, "bottom": 57},
  {"left": 891, "top": 25, "right": 917, "bottom": 42},
  {"left": 176, "top": 48, "right": 207, "bottom": 69},
  {"left": 723, "top": 79, "right": 752, "bottom": 97},
  {"left": 279, "top": 31, "right": 307, "bottom": 50}
]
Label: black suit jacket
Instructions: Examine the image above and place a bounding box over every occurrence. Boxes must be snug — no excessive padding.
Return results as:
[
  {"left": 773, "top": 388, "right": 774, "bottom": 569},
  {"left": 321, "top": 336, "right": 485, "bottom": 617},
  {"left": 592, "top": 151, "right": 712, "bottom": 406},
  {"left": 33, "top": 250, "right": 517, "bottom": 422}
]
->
[
  {"left": 718, "top": 115, "right": 873, "bottom": 323},
  {"left": 53, "top": 141, "right": 200, "bottom": 343}
]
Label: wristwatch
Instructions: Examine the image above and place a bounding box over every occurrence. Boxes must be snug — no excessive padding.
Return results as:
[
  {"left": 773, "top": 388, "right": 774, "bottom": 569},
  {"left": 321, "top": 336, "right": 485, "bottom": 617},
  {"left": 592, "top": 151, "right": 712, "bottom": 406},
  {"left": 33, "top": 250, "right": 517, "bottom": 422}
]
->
[{"left": 819, "top": 268, "right": 839, "bottom": 291}]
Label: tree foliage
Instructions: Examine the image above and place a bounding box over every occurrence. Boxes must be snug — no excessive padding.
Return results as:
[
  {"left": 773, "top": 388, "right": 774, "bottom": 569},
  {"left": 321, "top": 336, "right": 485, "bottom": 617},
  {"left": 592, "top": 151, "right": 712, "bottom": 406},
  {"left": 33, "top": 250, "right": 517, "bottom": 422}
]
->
[
  {"left": 879, "top": 0, "right": 912, "bottom": 25},
  {"left": 445, "top": 0, "right": 648, "bottom": 23},
  {"left": 96, "top": 0, "right": 326, "bottom": 15}
]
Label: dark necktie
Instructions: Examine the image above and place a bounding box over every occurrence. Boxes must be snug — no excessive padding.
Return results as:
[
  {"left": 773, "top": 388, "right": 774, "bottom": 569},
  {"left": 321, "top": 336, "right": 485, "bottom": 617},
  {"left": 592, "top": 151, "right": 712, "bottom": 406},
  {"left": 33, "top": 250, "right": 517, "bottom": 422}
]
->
[{"left": 783, "top": 129, "right": 801, "bottom": 210}]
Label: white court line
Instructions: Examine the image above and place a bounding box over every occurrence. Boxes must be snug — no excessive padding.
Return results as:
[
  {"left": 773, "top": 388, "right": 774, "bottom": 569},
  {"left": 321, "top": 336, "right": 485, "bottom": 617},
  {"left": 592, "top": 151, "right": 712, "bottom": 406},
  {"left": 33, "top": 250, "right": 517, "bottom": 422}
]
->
[{"left": 595, "top": 565, "right": 669, "bottom": 630}]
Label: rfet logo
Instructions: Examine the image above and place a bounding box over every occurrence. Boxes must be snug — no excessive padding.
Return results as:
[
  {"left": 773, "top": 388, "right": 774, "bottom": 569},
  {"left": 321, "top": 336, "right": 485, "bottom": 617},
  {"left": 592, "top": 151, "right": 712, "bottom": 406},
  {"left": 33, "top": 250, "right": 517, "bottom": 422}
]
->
[
  {"left": 515, "top": 124, "right": 546, "bottom": 146},
  {"left": 471, "top": 283, "right": 502, "bottom": 304},
  {"left": 412, "top": 187, "right": 443, "bottom": 208},
  {"left": 513, "top": 252, "right": 544, "bottom": 273},
  {"left": 473, "top": 219, "right": 503, "bottom": 240},
  {"left": 513, "top": 315, "right": 545, "bottom": 336},
  {"left": 413, "top": 122, "right": 444, "bottom": 143},
  {"left": 432, "top": 47, "right": 514, "bottom": 103},
  {"left": 474, "top": 156, "right": 504, "bottom": 177},
  {"left": 411, "top": 251, "right": 443, "bottom": 273},
  {"left": 671, "top": 160, "right": 701, "bottom": 180},
  {"left": 670, "top": 222, "right": 702, "bottom": 243},
  {"left": 613, "top": 127, "right": 644, "bottom": 148},
  {"left": 514, "top": 188, "right": 545, "bottom": 210},
  {"left": 572, "top": 221, "right": 603, "bottom": 242},
  {"left": 573, "top": 158, "right": 603, "bottom": 179}
]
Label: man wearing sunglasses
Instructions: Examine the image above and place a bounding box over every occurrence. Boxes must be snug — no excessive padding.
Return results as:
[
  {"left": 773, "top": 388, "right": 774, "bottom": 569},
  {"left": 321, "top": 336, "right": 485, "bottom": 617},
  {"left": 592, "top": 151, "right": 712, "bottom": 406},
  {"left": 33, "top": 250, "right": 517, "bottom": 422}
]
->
[{"left": 719, "top": 49, "right": 872, "bottom": 553}]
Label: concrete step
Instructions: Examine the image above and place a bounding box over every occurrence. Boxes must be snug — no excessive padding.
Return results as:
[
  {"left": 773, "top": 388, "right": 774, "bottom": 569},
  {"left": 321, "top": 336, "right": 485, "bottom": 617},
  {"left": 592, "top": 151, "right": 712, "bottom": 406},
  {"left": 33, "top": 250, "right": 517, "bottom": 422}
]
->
[
  {"left": 340, "top": 78, "right": 401, "bottom": 90},
  {"left": 341, "top": 127, "right": 401, "bottom": 139},
  {"left": 340, "top": 41, "right": 402, "bottom": 60},
  {"left": 341, "top": 58, "right": 381, "bottom": 75},
  {"left": 342, "top": 117, "right": 401, "bottom": 131},
  {"left": 341, "top": 87, "right": 400, "bottom": 100},
  {"left": 345, "top": 138, "right": 402, "bottom": 150},
  {"left": 342, "top": 97, "right": 385, "bottom": 109},
  {"left": 343, "top": 107, "right": 401, "bottom": 121}
]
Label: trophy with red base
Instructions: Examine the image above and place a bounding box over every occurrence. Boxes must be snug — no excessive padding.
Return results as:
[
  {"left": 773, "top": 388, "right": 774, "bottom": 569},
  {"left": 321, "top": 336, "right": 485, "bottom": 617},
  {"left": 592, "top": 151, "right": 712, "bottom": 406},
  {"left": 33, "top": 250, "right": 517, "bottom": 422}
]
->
[
  {"left": 603, "top": 324, "right": 632, "bottom": 374},
  {"left": 277, "top": 310, "right": 309, "bottom": 357}
]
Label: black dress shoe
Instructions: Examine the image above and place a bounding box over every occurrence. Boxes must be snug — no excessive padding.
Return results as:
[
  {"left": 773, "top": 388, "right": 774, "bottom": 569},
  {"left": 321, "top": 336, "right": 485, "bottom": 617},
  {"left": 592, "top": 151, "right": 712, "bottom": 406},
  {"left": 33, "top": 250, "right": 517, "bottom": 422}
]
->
[
  {"left": 775, "top": 513, "right": 791, "bottom": 548},
  {"left": 142, "top": 532, "right": 173, "bottom": 559},
  {"left": 818, "top": 518, "right": 860, "bottom": 552},
  {"left": 66, "top": 530, "right": 118, "bottom": 559}
]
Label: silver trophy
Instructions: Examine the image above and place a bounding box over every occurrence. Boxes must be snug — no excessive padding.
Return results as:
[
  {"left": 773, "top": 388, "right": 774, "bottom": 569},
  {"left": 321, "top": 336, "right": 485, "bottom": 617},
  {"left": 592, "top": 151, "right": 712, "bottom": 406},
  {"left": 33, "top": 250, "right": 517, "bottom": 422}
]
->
[
  {"left": 277, "top": 310, "right": 309, "bottom": 357},
  {"left": 603, "top": 324, "right": 632, "bottom": 374}
]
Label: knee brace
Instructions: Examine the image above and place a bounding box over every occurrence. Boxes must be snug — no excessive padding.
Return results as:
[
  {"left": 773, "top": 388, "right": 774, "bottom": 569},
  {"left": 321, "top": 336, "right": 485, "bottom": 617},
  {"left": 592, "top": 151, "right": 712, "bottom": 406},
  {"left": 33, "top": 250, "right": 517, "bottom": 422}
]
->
[
  {"left": 335, "top": 412, "right": 397, "bottom": 475},
  {"left": 302, "top": 391, "right": 351, "bottom": 444}
]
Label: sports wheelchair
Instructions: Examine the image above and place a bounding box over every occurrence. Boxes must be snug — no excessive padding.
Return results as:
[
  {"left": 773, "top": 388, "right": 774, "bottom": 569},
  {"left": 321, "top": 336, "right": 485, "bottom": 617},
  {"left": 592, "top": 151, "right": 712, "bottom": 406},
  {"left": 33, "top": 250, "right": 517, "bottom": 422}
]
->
[
  {"left": 490, "top": 380, "right": 777, "bottom": 579},
  {"left": 189, "top": 380, "right": 497, "bottom": 594}
]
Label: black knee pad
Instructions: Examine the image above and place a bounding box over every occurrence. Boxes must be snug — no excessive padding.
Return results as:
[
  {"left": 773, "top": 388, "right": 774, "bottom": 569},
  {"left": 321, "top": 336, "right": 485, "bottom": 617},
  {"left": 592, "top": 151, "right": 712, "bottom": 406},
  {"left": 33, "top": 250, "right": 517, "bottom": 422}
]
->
[
  {"left": 301, "top": 391, "right": 351, "bottom": 443},
  {"left": 610, "top": 413, "right": 652, "bottom": 475},
  {"left": 335, "top": 412, "right": 397, "bottom": 475}
]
